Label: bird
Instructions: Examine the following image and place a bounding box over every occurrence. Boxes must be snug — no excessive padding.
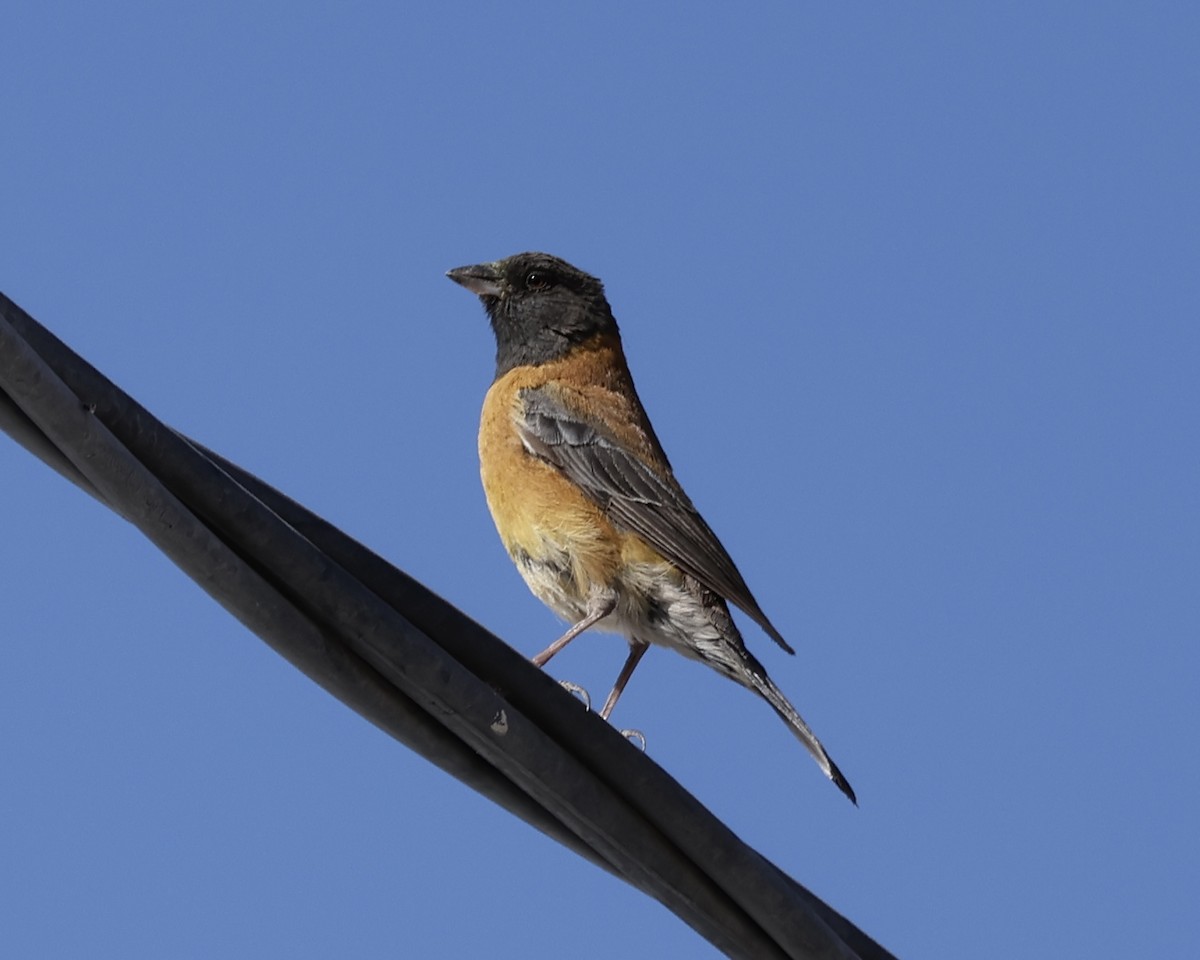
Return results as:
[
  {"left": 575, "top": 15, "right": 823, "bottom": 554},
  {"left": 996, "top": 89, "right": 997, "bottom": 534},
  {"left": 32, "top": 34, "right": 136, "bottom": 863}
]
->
[{"left": 446, "top": 252, "right": 855, "bottom": 803}]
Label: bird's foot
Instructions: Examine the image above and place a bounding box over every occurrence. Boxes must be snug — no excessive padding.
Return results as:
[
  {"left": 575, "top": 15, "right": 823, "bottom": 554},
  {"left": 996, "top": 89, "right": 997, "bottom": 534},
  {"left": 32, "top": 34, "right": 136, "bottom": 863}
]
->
[
  {"left": 619, "top": 729, "right": 647, "bottom": 752},
  {"left": 558, "top": 680, "right": 591, "bottom": 711}
]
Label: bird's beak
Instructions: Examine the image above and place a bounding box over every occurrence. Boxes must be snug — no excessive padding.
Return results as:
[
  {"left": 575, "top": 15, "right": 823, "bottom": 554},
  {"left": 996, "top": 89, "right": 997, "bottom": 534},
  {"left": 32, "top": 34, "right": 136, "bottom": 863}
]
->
[{"left": 446, "top": 262, "right": 503, "bottom": 298}]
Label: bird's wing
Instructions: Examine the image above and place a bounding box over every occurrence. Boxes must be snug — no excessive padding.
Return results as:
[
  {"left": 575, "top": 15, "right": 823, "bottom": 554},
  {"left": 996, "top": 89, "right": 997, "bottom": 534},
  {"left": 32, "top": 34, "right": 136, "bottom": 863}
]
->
[{"left": 516, "top": 385, "right": 794, "bottom": 654}]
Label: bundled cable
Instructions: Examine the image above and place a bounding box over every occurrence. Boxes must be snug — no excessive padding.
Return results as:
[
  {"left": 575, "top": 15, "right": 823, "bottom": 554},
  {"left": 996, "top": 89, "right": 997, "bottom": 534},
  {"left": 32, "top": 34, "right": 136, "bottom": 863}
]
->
[{"left": 0, "top": 292, "right": 895, "bottom": 960}]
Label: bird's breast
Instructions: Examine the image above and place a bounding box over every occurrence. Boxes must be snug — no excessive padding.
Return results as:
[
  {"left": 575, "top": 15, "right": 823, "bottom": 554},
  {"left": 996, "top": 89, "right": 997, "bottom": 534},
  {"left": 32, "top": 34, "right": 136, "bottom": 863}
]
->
[{"left": 479, "top": 372, "right": 623, "bottom": 613}]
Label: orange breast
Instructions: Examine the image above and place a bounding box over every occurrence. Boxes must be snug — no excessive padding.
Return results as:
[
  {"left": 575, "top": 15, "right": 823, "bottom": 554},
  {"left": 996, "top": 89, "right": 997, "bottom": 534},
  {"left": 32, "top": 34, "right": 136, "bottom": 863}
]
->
[
  {"left": 477, "top": 333, "right": 675, "bottom": 603},
  {"left": 478, "top": 372, "right": 616, "bottom": 603}
]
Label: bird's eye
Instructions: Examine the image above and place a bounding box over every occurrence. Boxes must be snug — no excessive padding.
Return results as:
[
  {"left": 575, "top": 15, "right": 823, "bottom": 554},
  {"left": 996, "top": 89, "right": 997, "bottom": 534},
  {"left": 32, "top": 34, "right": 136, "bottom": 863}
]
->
[{"left": 525, "top": 271, "right": 549, "bottom": 291}]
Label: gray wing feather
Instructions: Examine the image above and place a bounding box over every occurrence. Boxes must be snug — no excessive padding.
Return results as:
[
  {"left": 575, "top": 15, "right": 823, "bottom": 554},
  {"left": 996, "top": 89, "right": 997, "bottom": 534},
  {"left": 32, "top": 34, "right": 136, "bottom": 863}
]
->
[{"left": 517, "top": 387, "right": 794, "bottom": 654}]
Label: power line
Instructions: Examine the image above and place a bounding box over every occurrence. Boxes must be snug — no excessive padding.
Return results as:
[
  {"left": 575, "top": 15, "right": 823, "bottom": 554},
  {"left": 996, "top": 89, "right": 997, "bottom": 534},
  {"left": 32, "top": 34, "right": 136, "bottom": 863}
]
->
[{"left": 1, "top": 292, "right": 896, "bottom": 960}]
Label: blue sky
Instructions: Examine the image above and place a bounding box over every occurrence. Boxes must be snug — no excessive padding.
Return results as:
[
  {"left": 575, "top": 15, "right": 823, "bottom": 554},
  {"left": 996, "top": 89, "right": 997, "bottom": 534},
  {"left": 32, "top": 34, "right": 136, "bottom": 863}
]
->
[{"left": 2, "top": 3, "right": 1197, "bottom": 958}]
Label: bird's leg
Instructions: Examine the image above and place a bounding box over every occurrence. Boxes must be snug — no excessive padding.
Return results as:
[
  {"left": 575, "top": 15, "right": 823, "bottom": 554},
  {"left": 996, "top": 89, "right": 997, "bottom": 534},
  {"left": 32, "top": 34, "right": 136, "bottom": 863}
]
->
[
  {"left": 531, "top": 591, "right": 617, "bottom": 667},
  {"left": 599, "top": 639, "right": 650, "bottom": 720}
]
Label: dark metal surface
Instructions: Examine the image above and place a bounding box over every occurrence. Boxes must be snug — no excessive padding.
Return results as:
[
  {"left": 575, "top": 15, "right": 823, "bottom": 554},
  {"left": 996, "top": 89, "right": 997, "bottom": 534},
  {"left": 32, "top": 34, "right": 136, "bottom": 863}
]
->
[{"left": 0, "top": 291, "right": 896, "bottom": 960}]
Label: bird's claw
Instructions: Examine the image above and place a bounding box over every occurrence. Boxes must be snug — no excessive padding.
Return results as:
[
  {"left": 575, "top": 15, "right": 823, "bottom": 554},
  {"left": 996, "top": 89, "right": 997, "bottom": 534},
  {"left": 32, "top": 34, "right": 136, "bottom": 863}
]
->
[
  {"left": 558, "top": 680, "right": 591, "bottom": 711},
  {"left": 620, "top": 728, "right": 647, "bottom": 751}
]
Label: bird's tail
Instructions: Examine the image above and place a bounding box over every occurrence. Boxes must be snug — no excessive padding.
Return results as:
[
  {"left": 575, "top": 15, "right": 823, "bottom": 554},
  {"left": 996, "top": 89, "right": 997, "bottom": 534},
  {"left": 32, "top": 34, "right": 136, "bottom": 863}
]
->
[{"left": 747, "top": 672, "right": 857, "bottom": 805}]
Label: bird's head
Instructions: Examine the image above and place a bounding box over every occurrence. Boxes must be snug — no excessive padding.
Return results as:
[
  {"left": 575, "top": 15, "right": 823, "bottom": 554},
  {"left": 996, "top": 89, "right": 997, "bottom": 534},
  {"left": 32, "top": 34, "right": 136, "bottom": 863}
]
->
[{"left": 447, "top": 252, "right": 618, "bottom": 377}]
